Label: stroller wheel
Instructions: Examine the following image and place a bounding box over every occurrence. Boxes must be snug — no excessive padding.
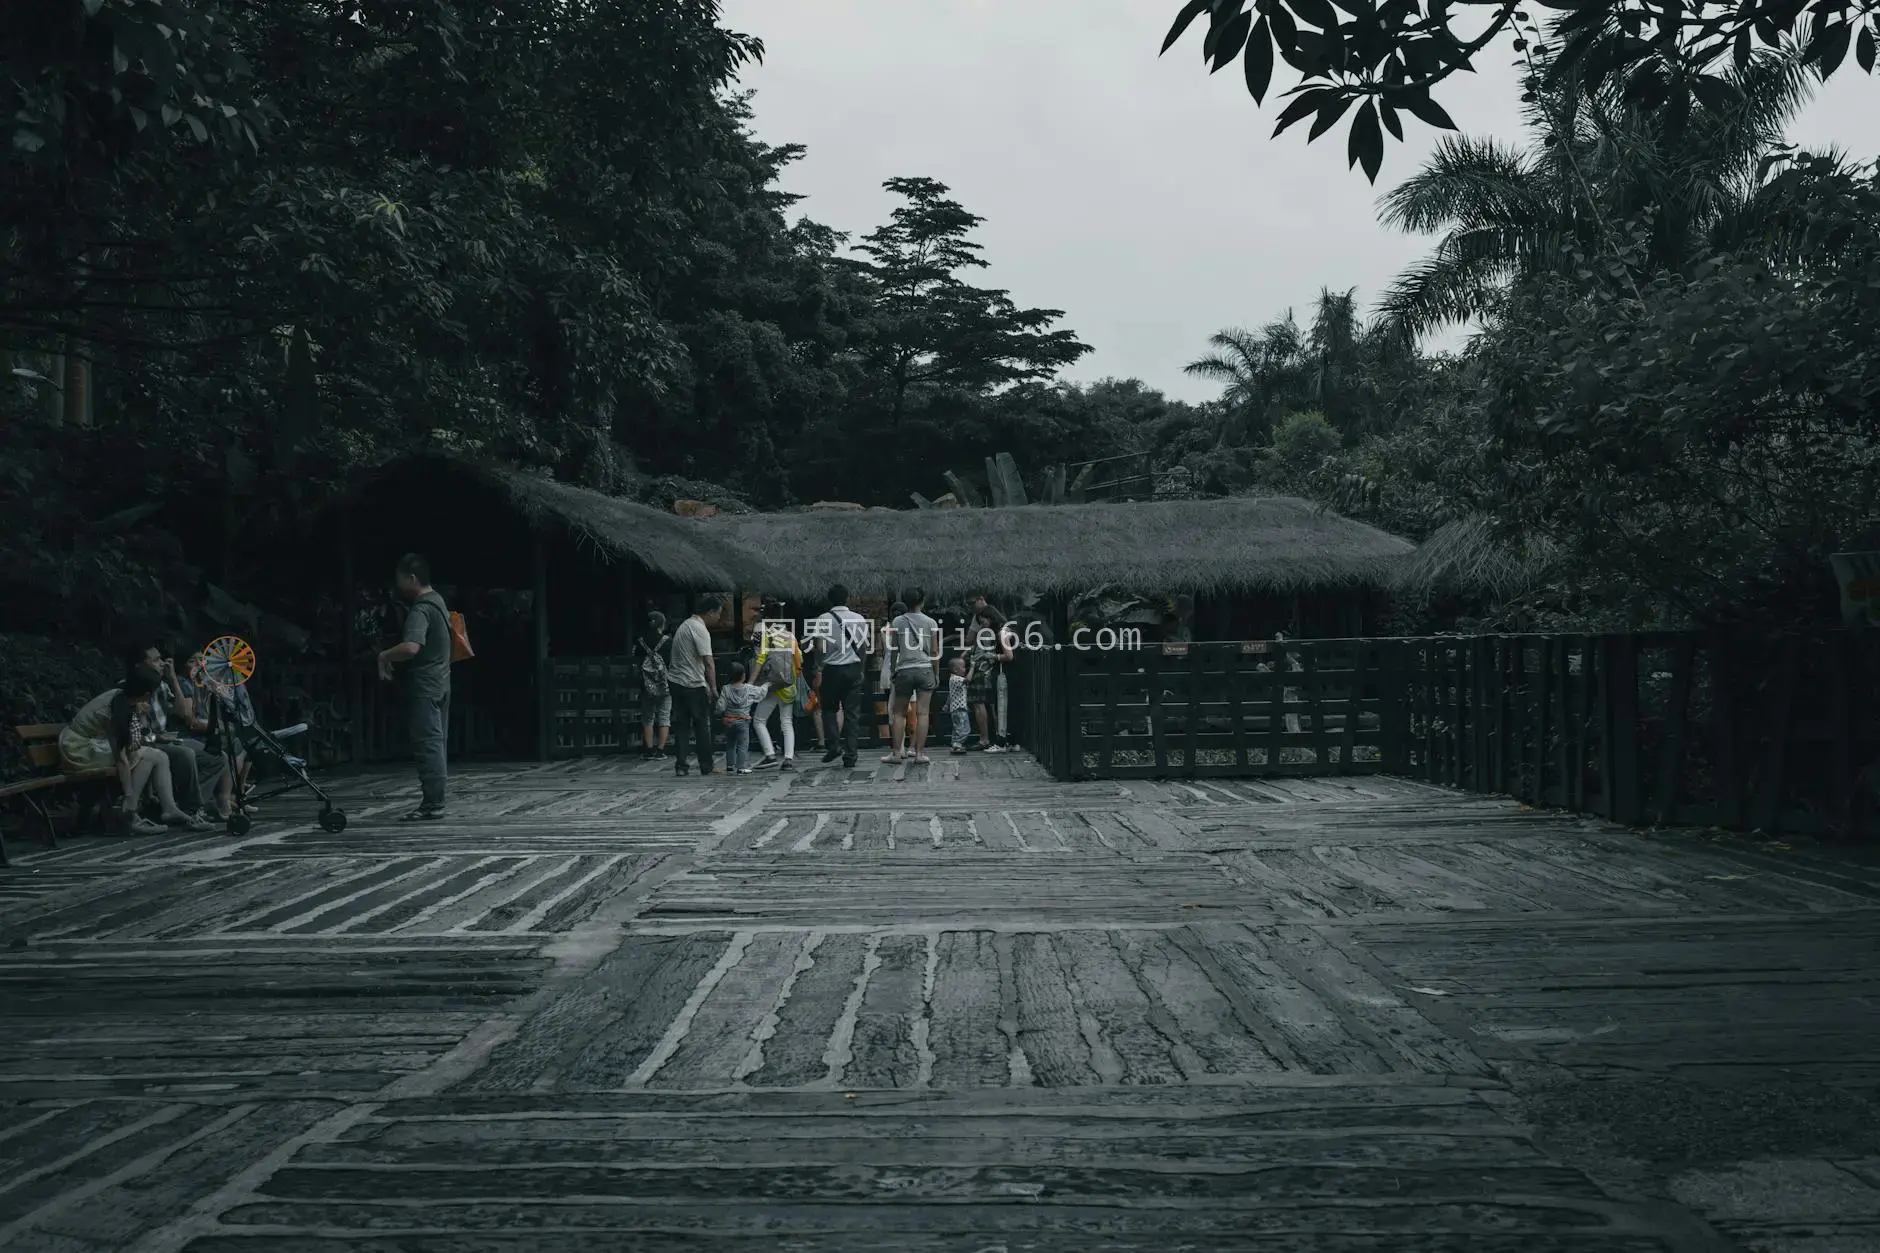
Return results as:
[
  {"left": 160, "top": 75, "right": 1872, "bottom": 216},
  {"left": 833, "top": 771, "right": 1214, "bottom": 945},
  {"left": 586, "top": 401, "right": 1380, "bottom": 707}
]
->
[
  {"left": 227, "top": 812, "right": 253, "bottom": 837},
  {"left": 318, "top": 809, "right": 348, "bottom": 833}
]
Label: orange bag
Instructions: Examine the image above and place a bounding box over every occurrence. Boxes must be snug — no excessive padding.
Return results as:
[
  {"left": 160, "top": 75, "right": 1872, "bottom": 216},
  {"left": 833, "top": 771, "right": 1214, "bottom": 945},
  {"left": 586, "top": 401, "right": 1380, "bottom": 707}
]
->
[{"left": 448, "top": 610, "right": 474, "bottom": 663}]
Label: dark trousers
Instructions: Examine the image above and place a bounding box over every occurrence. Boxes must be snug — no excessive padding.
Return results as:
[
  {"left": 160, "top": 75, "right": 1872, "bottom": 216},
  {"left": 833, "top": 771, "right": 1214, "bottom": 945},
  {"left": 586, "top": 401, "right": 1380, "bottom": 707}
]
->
[
  {"left": 153, "top": 741, "right": 225, "bottom": 812},
  {"left": 670, "top": 683, "right": 714, "bottom": 773},
  {"left": 410, "top": 689, "right": 450, "bottom": 810},
  {"left": 819, "top": 662, "right": 865, "bottom": 763}
]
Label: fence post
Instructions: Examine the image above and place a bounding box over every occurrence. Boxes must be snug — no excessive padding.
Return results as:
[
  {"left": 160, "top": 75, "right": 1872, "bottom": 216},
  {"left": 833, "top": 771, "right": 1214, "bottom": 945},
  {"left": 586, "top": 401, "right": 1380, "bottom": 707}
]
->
[
  {"left": 1050, "top": 596, "right": 1076, "bottom": 781},
  {"left": 1652, "top": 635, "right": 1696, "bottom": 826},
  {"left": 1606, "top": 634, "right": 1642, "bottom": 825},
  {"left": 1747, "top": 637, "right": 1798, "bottom": 834},
  {"left": 1532, "top": 637, "right": 1553, "bottom": 806},
  {"left": 533, "top": 527, "right": 552, "bottom": 762}
]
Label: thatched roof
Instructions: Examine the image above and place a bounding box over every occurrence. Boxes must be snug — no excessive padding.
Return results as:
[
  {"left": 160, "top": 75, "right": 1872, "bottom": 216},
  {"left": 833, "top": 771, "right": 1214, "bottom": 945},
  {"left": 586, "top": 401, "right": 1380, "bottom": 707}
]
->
[
  {"left": 350, "top": 455, "right": 782, "bottom": 589},
  {"left": 1392, "top": 514, "right": 1552, "bottom": 604},
  {"left": 697, "top": 496, "right": 1413, "bottom": 599}
]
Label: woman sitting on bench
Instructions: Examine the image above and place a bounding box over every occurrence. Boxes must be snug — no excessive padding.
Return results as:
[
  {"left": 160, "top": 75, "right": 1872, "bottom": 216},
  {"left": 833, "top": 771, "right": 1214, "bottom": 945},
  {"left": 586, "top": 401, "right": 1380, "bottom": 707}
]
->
[{"left": 59, "top": 665, "right": 212, "bottom": 835}]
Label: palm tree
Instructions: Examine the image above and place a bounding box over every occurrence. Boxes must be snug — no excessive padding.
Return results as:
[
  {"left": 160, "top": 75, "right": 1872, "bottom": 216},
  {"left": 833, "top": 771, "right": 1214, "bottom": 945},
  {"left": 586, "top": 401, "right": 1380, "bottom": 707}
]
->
[
  {"left": 1375, "top": 46, "right": 1816, "bottom": 337},
  {"left": 1182, "top": 314, "right": 1304, "bottom": 448}
]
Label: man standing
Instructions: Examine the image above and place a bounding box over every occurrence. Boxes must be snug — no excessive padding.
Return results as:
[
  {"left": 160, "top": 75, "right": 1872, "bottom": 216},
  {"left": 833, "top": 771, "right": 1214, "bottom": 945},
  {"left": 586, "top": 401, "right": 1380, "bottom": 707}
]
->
[
  {"left": 809, "top": 584, "right": 870, "bottom": 768},
  {"left": 378, "top": 553, "right": 452, "bottom": 821},
  {"left": 667, "top": 595, "right": 721, "bottom": 777}
]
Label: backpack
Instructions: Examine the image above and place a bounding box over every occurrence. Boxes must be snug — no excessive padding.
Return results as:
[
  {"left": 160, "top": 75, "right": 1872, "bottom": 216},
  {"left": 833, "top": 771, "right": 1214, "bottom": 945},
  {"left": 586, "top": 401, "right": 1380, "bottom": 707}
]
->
[
  {"left": 447, "top": 610, "right": 474, "bottom": 663},
  {"left": 640, "top": 634, "right": 669, "bottom": 697},
  {"left": 759, "top": 636, "right": 795, "bottom": 688}
]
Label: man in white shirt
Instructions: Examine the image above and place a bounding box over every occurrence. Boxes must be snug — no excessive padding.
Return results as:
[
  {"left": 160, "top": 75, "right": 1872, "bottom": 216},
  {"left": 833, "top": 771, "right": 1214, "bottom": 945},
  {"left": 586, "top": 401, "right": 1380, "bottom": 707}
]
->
[
  {"left": 807, "top": 583, "right": 870, "bottom": 768},
  {"left": 667, "top": 594, "right": 722, "bottom": 776}
]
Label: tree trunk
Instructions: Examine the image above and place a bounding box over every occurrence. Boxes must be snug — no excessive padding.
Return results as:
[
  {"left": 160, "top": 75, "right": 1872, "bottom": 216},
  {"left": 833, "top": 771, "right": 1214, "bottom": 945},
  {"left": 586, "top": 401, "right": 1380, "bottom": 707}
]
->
[{"left": 61, "top": 344, "right": 92, "bottom": 427}]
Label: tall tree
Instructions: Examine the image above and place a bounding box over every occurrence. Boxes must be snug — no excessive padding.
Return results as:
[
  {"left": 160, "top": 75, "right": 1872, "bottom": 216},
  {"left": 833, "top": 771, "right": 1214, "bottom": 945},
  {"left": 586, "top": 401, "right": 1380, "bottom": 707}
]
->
[
  {"left": 1376, "top": 46, "right": 1817, "bottom": 334},
  {"left": 850, "top": 176, "right": 1090, "bottom": 425},
  {"left": 1183, "top": 316, "right": 1304, "bottom": 448}
]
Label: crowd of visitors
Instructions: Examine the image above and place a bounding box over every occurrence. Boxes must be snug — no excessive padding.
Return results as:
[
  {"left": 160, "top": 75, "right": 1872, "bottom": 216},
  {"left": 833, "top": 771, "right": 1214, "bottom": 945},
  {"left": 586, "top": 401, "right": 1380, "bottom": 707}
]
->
[
  {"left": 637, "top": 583, "right": 1022, "bottom": 778},
  {"left": 31, "top": 565, "right": 1028, "bottom": 839}
]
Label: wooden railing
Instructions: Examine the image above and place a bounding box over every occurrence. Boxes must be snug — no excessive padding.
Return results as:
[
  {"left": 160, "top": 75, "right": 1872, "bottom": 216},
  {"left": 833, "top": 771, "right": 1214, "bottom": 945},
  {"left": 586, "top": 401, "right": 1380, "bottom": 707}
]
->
[
  {"left": 1394, "top": 631, "right": 1879, "bottom": 838},
  {"left": 1011, "top": 638, "right": 1400, "bottom": 781},
  {"left": 1010, "top": 630, "right": 1878, "bottom": 838}
]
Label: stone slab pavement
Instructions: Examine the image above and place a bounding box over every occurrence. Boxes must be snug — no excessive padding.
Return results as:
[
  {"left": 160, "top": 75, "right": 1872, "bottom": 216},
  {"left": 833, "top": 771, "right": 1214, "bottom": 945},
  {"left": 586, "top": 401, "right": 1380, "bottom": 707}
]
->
[{"left": 1, "top": 752, "right": 1878, "bottom": 1251}]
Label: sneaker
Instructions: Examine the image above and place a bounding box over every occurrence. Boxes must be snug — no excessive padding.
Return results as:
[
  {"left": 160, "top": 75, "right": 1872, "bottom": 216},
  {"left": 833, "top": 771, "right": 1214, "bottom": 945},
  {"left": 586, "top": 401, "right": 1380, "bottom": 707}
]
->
[
  {"left": 986, "top": 744, "right": 1008, "bottom": 754},
  {"left": 780, "top": 759, "right": 795, "bottom": 772},
  {"left": 911, "top": 755, "right": 931, "bottom": 765},
  {"left": 738, "top": 767, "right": 753, "bottom": 775},
  {"left": 842, "top": 756, "right": 857, "bottom": 768},
  {"left": 675, "top": 763, "right": 691, "bottom": 776},
  {"left": 166, "top": 812, "right": 213, "bottom": 832},
  {"left": 821, "top": 748, "right": 842, "bottom": 763},
  {"left": 950, "top": 747, "right": 966, "bottom": 756},
  {"left": 123, "top": 814, "right": 165, "bottom": 836},
  {"left": 880, "top": 753, "right": 903, "bottom": 764},
  {"left": 755, "top": 756, "right": 780, "bottom": 769},
  {"left": 397, "top": 807, "right": 444, "bottom": 822}
]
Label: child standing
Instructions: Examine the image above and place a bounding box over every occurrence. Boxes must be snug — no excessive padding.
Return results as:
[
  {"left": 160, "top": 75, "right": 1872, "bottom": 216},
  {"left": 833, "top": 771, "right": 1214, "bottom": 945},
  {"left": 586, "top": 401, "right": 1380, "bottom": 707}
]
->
[
  {"left": 716, "top": 662, "right": 770, "bottom": 774},
  {"left": 945, "top": 656, "right": 971, "bottom": 756}
]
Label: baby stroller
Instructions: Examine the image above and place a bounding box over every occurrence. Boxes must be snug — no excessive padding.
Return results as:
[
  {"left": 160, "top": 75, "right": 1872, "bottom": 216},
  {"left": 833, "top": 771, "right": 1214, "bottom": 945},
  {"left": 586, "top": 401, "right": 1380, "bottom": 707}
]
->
[{"left": 195, "top": 635, "right": 348, "bottom": 836}]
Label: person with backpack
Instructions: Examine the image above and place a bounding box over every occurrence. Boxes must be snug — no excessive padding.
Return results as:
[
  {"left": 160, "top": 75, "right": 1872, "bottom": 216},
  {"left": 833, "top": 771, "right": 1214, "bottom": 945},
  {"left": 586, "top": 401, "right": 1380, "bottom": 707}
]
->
[
  {"left": 378, "top": 552, "right": 455, "bottom": 821},
  {"left": 750, "top": 604, "right": 801, "bottom": 771},
  {"left": 638, "top": 611, "right": 674, "bottom": 761}
]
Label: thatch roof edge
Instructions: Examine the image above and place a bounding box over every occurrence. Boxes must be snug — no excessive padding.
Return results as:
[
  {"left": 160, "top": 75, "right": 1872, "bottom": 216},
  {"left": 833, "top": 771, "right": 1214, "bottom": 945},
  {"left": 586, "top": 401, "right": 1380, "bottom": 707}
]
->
[{"left": 349, "top": 453, "right": 784, "bottom": 590}]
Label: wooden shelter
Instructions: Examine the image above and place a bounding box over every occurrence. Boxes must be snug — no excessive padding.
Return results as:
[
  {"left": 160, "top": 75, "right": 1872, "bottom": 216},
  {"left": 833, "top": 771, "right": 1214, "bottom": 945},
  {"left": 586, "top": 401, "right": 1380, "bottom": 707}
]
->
[{"left": 308, "top": 455, "right": 781, "bottom": 764}]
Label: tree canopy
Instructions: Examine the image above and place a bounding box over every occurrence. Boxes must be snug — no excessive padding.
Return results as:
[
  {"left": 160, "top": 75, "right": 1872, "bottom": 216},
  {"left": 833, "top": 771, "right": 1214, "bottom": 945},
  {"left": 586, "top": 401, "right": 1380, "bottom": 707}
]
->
[{"left": 1160, "top": 0, "right": 1878, "bottom": 181}]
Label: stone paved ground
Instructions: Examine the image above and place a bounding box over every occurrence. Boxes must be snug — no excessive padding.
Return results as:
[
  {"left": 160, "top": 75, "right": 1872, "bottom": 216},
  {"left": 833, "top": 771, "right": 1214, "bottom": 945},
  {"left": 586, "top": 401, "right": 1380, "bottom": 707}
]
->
[{"left": 2, "top": 752, "right": 1879, "bottom": 1251}]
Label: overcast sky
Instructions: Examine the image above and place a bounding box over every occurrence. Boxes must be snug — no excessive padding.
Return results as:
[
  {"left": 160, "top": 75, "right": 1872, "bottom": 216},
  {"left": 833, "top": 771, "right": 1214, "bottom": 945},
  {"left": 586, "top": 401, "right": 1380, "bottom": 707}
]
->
[{"left": 721, "top": 0, "right": 1876, "bottom": 403}]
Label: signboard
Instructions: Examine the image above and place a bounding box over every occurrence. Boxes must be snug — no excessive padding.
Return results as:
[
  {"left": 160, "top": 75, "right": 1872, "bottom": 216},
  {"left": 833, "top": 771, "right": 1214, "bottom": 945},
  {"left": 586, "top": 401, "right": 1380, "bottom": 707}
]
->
[{"left": 1830, "top": 552, "right": 1880, "bottom": 627}]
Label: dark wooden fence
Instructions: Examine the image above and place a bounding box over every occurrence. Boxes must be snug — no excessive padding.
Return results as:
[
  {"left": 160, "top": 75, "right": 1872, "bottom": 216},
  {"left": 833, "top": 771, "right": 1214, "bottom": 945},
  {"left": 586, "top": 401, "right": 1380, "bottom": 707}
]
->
[
  {"left": 1393, "top": 631, "right": 1879, "bottom": 838},
  {"left": 1011, "top": 630, "right": 1879, "bottom": 839},
  {"left": 1012, "top": 638, "right": 1400, "bottom": 781}
]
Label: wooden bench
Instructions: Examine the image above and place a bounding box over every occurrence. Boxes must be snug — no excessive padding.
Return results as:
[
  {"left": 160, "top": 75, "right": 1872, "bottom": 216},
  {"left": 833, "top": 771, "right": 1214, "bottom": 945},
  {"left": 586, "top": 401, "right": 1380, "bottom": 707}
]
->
[{"left": 0, "top": 724, "right": 117, "bottom": 866}]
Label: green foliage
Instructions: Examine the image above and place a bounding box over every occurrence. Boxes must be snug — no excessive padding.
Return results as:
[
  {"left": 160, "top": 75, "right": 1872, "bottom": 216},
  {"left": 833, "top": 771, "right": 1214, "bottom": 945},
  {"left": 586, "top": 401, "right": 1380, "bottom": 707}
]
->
[
  {"left": 1270, "top": 409, "right": 1340, "bottom": 463},
  {"left": 1160, "top": 0, "right": 1878, "bottom": 182},
  {"left": 849, "top": 176, "right": 1091, "bottom": 422},
  {"left": 1376, "top": 46, "right": 1817, "bottom": 335},
  {"left": 0, "top": 633, "right": 114, "bottom": 779}
]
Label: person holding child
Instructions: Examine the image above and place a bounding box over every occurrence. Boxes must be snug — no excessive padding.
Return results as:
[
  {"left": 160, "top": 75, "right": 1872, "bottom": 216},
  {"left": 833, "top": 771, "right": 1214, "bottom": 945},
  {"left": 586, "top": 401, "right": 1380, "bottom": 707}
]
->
[{"left": 60, "top": 665, "right": 213, "bottom": 834}]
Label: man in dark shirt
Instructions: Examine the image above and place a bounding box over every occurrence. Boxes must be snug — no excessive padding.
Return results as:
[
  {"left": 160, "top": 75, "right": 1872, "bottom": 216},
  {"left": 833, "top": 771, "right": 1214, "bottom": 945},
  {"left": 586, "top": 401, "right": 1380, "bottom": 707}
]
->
[{"left": 378, "top": 553, "right": 452, "bottom": 820}]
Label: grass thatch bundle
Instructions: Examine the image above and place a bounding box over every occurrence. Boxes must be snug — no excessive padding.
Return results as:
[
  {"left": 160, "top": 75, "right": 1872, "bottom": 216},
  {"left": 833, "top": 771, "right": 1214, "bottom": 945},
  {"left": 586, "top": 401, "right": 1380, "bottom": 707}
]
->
[
  {"left": 1393, "top": 514, "right": 1552, "bottom": 605},
  {"left": 698, "top": 495, "right": 1413, "bottom": 600},
  {"left": 359, "top": 455, "right": 783, "bottom": 589}
]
